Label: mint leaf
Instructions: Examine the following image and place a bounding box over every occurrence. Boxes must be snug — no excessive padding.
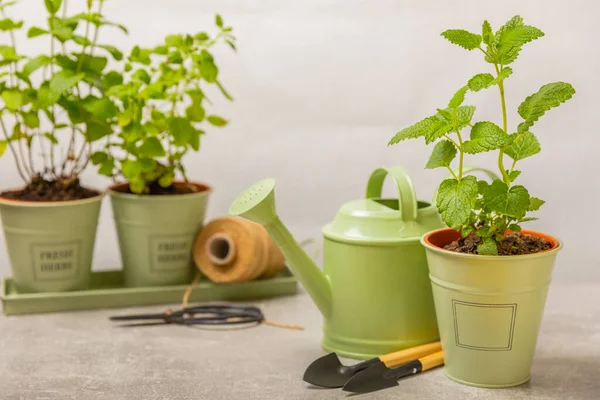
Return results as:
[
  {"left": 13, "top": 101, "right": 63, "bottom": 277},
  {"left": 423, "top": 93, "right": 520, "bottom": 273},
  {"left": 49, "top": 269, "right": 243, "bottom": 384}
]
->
[
  {"left": 468, "top": 73, "right": 494, "bottom": 92},
  {"left": 455, "top": 106, "right": 476, "bottom": 129},
  {"left": 448, "top": 86, "right": 468, "bottom": 108},
  {"left": 517, "top": 82, "right": 575, "bottom": 132},
  {"left": 482, "top": 20, "right": 493, "bottom": 45},
  {"left": 508, "top": 170, "right": 521, "bottom": 182},
  {"left": 441, "top": 29, "right": 482, "bottom": 50},
  {"left": 389, "top": 114, "right": 449, "bottom": 145},
  {"left": 207, "top": 115, "right": 228, "bottom": 127},
  {"left": 483, "top": 180, "right": 530, "bottom": 219},
  {"left": 1, "top": 89, "right": 22, "bottom": 110},
  {"left": 508, "top": 224, "right": 522, "bottom": 232},
  {"left": 504, "top": 131, "right": 540, "bottom": 161},
  {"left": 486, "top": 16, "right": 544, "bottom": 65},
  {"left": 462, "top": 121, "right": 512, "bottom": 154},
  {"left": 22, "top": 55, "right": 50, "bottom": 77},
  {"left": 49, "top": 70, "right": 84, "bottom": 99},
  {"left": 477, "top": 238, "right": 498, "bottom": 255},
  {"left": 426, "top": 140, "right": 457, "bottom": 170},
  {"left": 139, "top": 137, "right": 166, "bottom": 157},
  {"left": 169, "top": 117, "right": 194, "bottom": 146},
  {"left": 436, "top": 176, "right": 478, "bottom": 230},
  {"left": 528, "top": 197, "right": 545, "bottom": 211}
]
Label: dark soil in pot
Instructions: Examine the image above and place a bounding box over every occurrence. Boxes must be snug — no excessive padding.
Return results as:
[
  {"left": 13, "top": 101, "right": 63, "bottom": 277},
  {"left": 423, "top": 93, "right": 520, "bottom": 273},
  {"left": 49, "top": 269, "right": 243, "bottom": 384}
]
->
[
  {"left": 444, "top": 232, "right": 552, "bottom": 255},
  {"left": 111, "top": 181, "right": 209, "bottom": 195},
  {"left": 0, "top": 177, "right": 99, "bottom": 202}
]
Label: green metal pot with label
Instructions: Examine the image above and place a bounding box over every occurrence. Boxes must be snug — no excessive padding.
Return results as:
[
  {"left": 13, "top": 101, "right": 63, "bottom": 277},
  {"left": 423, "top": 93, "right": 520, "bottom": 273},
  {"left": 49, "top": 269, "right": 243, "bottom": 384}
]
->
[
  {"left": 422, "top": 227, "right": 562, "bottom": 388},
  {"left": 229, "top": 166, "right": 443, "bottom": 359},
  {"left": 109, "top": 182, "right": 210, "bottom": 287},
  {"left": 0, "top": 194, "right": 103, "bottom": 293}
]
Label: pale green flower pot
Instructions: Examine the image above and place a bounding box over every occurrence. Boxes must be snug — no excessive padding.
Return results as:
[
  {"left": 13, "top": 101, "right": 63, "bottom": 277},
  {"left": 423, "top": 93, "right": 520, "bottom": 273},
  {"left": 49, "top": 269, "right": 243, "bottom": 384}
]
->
[
  {"left": 0, "top": 193, "right": 103, "bottom": 293},
  {"left": 109, "top": 182, "right": 211, "bottom": 287},
  {"left": 422, "top": 228, "right": 562, "bottom": 388}
]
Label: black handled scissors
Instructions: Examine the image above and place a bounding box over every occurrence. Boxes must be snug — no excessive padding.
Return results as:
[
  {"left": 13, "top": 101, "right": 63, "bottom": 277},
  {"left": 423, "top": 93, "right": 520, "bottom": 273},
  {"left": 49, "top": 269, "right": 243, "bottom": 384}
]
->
[{"left": 109, "top": 304, "right": 265, "bottom": 327}]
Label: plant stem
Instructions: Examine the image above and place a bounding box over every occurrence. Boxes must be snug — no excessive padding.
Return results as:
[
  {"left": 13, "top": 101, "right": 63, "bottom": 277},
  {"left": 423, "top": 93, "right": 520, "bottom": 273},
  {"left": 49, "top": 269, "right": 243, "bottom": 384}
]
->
[
  {"left": 456, "top": 131, "right": 464, "bottom": 181},
  {"left": 0, "top": 116, "right": 28, "bottom": 181},
  {"left": 494, "top": 64, "right": 510, "bottom": 185}
]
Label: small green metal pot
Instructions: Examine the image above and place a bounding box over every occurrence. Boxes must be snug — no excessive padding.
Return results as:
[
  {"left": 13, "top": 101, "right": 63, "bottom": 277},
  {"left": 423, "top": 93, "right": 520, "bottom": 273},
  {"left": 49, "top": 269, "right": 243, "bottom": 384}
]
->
[
  {"left": 422, "top": 228, "right": 562, "bottom": 388},
  {"left": 0, "top": 193, "right": 103, "bottom": 293},
  {"left": 109, "top": 182, "right": 211, "bottom": 287}
]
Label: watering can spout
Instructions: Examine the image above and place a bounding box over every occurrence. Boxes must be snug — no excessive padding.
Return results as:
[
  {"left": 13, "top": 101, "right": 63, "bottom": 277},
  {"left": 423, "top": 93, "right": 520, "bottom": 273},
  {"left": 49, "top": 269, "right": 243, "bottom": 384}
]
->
[{"left": 229, "top": 179, "right": 332, "bottom": 318}]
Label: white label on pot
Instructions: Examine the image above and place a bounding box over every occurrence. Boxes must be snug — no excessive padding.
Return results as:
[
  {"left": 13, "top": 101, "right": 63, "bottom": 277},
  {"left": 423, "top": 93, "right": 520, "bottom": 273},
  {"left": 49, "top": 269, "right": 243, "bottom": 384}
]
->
[
  {"left": 31, "top": 241, "right": 81, "bottom": 281},
  {"left": 452, "top": 300, "right": 517, "bottom": 351},
  {"left": 149, "top": 234, "right": 193, "bottom": 272}
]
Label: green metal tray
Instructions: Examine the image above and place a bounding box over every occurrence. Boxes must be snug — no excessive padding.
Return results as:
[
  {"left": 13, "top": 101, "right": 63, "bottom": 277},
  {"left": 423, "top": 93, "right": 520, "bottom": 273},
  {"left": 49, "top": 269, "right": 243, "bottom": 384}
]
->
[{"left": 1, "top": 267, "right": 298, "bottom": 315}]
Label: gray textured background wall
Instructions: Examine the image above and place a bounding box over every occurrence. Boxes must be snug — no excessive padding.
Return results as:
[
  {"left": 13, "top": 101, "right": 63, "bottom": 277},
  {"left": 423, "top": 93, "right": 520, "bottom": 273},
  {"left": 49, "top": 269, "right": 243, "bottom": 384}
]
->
[{"left": 1, "top": 0, "right": 597, "bottom": 283}]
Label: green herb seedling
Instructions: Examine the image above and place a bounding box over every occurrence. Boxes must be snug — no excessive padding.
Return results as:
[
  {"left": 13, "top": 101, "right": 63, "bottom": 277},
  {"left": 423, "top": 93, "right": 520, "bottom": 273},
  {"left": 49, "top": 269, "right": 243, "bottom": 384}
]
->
[
  {"left": 0, "top": 0, "right": 127, "bottom": 190},
  {"left": 94, "top": 15, "right": 235, "bottom": 194},
  {"left": 389, "top": 16, "right": 575, "bottom": 255}
]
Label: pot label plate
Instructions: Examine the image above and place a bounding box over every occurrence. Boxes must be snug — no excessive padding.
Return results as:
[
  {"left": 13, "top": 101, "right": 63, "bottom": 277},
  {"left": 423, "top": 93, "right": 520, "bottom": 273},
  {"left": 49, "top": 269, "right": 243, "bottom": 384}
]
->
[
  {"left": 149, "top": 234, "right": 193, "bottom": 272},
  {"left": 452, "top": 300, "right": 517, "bottom": 351},
  {"left": 30, "top": 241, "right": 82, "bottom": 281}
]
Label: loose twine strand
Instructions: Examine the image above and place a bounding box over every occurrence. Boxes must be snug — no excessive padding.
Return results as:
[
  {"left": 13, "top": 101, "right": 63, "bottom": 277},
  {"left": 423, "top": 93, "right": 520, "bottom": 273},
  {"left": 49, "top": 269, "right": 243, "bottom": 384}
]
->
[{"left": 180, "top": 237, "right": 320, "bottom": 331}]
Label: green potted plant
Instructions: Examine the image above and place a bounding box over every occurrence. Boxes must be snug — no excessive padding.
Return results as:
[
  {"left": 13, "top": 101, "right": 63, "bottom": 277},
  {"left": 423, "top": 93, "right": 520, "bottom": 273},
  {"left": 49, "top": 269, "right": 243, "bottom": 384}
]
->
[
  {"left": 0, "top": 0, "right": 126, "bottom": 292},
  {"left": 95, "top": 15, "right": 235, "bottom": 287},
  {"left": 388, "top": 16, "right": 574, "bottom": 387}
]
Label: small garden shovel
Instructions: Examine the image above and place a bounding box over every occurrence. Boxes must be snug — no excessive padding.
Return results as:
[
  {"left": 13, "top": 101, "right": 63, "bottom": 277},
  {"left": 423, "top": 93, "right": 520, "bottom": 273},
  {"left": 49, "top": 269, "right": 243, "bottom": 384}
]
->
[{"left": 303, "top": 341, "right": 442, "bottom": 388}]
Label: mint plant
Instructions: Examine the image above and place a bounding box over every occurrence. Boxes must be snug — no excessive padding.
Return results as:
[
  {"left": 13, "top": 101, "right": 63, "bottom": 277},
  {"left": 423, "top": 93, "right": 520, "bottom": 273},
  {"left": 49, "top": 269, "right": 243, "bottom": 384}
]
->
[
  {"left": 0, "top": 0, "right": 127, "bottom": 197},
  {"left": 92, "top": 15, "right": 235, "bottom": 194},
  {"left": 389, "top": 16, "right": 575, "bottom": 255}
]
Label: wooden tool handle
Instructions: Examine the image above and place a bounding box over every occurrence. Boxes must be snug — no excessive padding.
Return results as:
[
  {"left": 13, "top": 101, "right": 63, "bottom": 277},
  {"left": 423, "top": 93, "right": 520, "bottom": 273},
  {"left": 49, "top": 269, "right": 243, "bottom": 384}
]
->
[
  {"left": 420, "top": 351, "right": 444, "bottom": 371},
  {"left": 379, "top": 341, "right": 442, "bottom": 368}
]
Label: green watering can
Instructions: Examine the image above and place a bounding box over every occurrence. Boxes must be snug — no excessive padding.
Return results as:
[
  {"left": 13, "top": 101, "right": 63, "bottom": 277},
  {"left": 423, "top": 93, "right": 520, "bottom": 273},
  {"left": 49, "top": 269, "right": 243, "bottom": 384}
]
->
[{"left": 229, "top": 166, "right": 443, "bottom": 359}]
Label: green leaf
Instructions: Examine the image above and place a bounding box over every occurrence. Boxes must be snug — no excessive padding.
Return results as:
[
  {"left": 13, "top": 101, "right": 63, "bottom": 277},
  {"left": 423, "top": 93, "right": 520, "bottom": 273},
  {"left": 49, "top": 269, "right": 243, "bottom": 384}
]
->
[
  {"left": 44, "top": 132, "right": 58, "bottom": 144},
  {"left": 455, "top": 105, "right": 476, "bottom": 129},
  {"left": 215, "top": 14, "right": 223, "bottom": 28},
  {"left": 97, "top": 44, "right": 123, "bottom": 61},
  {"left": 75, "top": 54, "right": 108, "bottom": 74},
  {"left": 441, "top": 29, "right": 482, "bottom": 50},
  {"left": 483, "top": 180, "right": 530, "bottom": 219},
  {"left": 390, "top": 114, "right": 446, "bottom": 145},
  {"left": 158, "top": 173, "right": 174, "bottom": 188},
  {"left": 91, "top": 151, "right": 107, "bottom": 165},
  {"left": 436, "top": 176, "right": 478, "bottom": 230},
  {"left": 0, "top": 140, "right": 7, "bottom": 156},
  {"left": 122, "top": 159, "right": 143, "bottom": 180},
  {"left": 128, "top": 46, "right": 152, "bottom": 65},
  {"left": 1, "top": 89, "right": 22, "bottom": 110},
  {"left": 165, "top": 34, "right": 183, "bottom": 47},
  {"left": 493, "top": 67, "right": 513, "bottom": 84},
  {"left": 426, "top": 140, "right": 457, "bottom": 170},
  {"left": 0, "top": 18, "right": 23, "bottom": 31},
  {"left": 101, "top": 71, "right": 123, "bottom": 90},
  {"left": 528, "top": 197, "right": 545, "bottom": 211},
  {"left": 72, "top": 34, "right": 92, "bottom": 46},
  {"left": 482, "top": 20, "right": 493, "bottom": 45},
  {"left": 504, "top": 131, "right": 540, "bottom": 161},
  {"left": 477, "top": 180, "right": 489, "bottom": 195},
  {"left": 477, "top": 238, "right": 498, "bottom": 255},
  {"left": 49, "top": 70, "right": 84, "bottom": 99},
  {"left": 186, "top": 101, "right": 205, "bottom": 122},
  {"left": 21, "top": 111, "right": 40, "bottom": 128},
  {"left": 508, "top": 170, "right": 521, "bottom": 182},
  {"left": 22, "top": 55, "right": 50, "bottom": 77},
  {"left": 85, "top": 120, "right": 111, "bottom": 141},
  {"left": 153, "top": 45, "right": 168, "bottom": 55},
  {"left": 468, "top": 73, "right": 494, "bottom": 92},
  {"left": 508, "top": 224, "right": 522, "bottom": 232},
  {"left": 44, "top": 0, "right": 62, "bottom": 14},
  {"left": 486, "top": 16, "right": 544, "bottom": 65},
  {"left": 169, "top": 117, "right": 194, "bottom": 146},
  {"left": 98, "top": 158, "right": 115, "bottom": 176},
  {"left": 83, "top": 96, "right": 118, "bottom": 119},
  {"left": 517, "top": 82, "right": 575, "bottom": 132},
  {"left": 448, "top": 86, "right": 468, "bottom": 109},
  {"left": 207, "top": 115, "right": 228, "bottom": 127},
  {"left": 462, "top": 121, "right": 512, "bottom": 154},
  {"left": 132, "top": 68, "right": 151, "bottom": 84},
  {"left": 139, "top": 137, "right": 165, "bottom": 157},
  {"left": 216, "top": 81, "right": 233, "bottom": 101},
  {"left": 195, "top": 32, "right": 209, "bottom": 41}
]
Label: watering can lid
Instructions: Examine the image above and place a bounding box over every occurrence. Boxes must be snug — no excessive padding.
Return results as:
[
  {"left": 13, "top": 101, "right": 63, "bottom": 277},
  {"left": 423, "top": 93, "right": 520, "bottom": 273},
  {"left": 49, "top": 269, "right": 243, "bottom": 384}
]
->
[{"left": 322, "top": 166, "right": 441, "bottom": 243}]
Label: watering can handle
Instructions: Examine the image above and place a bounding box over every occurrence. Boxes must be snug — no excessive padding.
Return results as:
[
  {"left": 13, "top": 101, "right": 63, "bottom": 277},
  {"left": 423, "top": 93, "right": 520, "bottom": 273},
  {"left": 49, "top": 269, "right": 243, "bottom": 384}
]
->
[
  {"left": 431, "top": 166, "right": 501, "bottom": 204},
  {"left": 365, "top": 166, "right": 418, "bottom": 222}
]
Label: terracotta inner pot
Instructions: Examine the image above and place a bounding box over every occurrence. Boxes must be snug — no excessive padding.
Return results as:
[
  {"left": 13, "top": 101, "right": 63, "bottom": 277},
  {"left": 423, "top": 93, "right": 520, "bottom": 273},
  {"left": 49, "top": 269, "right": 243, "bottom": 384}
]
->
[{"left": 423, "top": 228, "right": 560, "bottom": 252}]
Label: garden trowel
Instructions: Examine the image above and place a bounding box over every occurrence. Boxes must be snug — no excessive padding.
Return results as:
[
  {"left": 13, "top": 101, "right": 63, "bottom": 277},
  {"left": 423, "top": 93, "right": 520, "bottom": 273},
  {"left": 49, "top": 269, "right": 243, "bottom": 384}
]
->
[
  {"left": 302, "top": 341, "right": 441, "bottom": 388},
  {"left": 342, "top": 350, "right": 444, "bottom": 393}
]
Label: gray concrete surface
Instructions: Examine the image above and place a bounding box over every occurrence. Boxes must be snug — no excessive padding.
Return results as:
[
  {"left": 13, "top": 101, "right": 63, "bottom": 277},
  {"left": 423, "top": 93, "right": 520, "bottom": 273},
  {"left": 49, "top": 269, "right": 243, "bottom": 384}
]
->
[{"left": 0, "top": 284, "right": 598, "bottom": 399}]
